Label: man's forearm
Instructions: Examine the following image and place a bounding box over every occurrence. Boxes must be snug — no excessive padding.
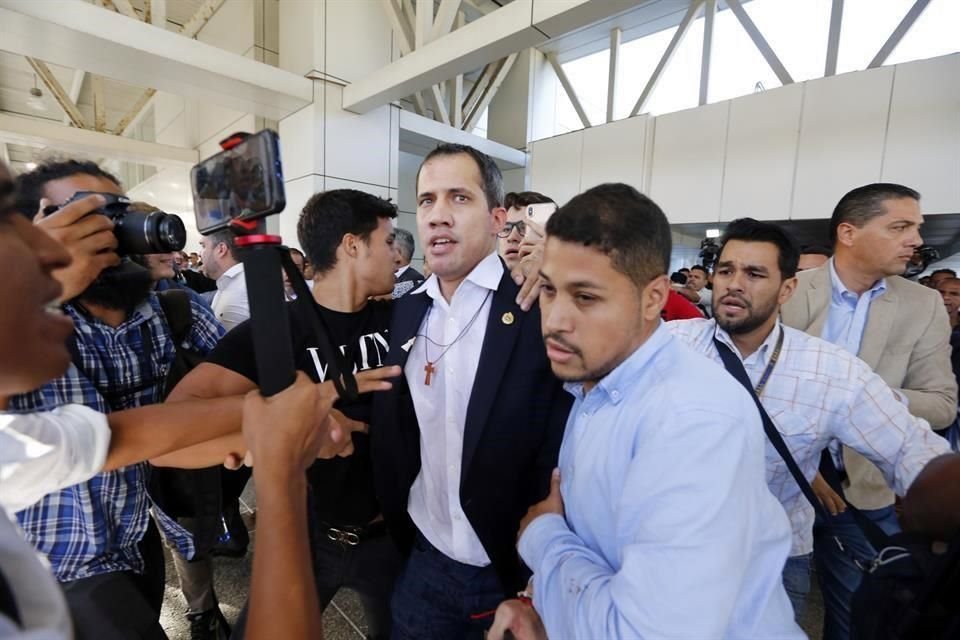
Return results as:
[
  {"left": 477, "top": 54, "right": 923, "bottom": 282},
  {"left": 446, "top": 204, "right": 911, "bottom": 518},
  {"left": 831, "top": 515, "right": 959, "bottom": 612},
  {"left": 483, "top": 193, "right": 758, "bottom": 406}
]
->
[
  {"left": 104, "top": 397, "right": 243, "bottom": 471},
  {"left": 247, "top": 472, "right": 322, "bottom": 639}
]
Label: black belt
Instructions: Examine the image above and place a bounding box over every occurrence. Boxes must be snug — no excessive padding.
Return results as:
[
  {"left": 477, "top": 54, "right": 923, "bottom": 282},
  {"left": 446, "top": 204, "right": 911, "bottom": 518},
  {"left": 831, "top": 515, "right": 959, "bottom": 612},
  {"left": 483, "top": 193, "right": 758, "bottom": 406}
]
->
[{"left": 319, "top": 520, "right": 388, "bottom": 546}]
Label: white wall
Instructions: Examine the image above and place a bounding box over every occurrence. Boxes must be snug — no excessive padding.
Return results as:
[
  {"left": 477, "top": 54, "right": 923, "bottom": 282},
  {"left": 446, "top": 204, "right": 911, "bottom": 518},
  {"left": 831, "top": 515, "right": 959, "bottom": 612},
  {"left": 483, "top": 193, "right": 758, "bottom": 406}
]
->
[{"left": 529, "top": 53, "right": 960, "bottom": 223}]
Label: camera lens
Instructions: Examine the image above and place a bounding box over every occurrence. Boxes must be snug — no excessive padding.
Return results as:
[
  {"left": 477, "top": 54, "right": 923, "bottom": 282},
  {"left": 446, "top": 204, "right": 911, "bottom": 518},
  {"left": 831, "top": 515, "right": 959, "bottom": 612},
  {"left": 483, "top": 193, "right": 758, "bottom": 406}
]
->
[{"left": 114, "top": 210, "right": 187, "bottom": 255}]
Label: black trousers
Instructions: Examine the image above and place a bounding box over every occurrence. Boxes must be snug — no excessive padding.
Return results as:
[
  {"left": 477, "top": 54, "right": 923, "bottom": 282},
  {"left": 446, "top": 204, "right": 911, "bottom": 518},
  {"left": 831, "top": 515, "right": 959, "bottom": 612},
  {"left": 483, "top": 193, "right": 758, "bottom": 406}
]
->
[
  {"left": 61, "top": 519, "right": 167, "bottom": 640},
  {"left": 231, "top": 530, "right": 403, "bottom": 640}
]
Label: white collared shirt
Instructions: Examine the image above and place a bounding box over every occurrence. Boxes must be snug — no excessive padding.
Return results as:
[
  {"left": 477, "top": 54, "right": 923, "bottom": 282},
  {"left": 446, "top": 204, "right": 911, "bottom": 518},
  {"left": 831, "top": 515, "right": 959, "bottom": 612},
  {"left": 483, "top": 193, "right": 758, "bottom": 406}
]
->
[
  {"left": 406, "top": 252, "right": 503, "bottom": 566},
  {"left": 395, "top": 264, "right": 410, "bottom": 278},
  {"left": 0, "top": 405, "right": 111, "bottom": 638},
  {"left": 667, "top": 318, "right": 951, "bottom": 556},
  {"left": 211, "top": 262, "right": 249, "bottom": 332}
]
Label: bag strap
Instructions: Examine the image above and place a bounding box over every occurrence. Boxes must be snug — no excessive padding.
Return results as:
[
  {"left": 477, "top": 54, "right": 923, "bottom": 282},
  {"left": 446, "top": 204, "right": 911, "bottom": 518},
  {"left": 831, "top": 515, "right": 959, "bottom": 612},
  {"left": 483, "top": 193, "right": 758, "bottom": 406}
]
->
[
  {"left": 156, "top": 289, "right": 194, "bottom": 346},
  {"left": 712, "top": 336, "right": 892, "bottom": 552},
  {"left": 280, "top": 250, "right": 358, "bottom": 402}
]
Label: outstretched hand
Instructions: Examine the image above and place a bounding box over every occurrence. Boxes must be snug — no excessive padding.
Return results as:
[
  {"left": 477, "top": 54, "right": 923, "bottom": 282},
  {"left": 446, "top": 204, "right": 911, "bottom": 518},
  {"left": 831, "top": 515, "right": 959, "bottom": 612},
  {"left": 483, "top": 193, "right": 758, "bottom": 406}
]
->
[{"left": 230, "top": 366, "right": 399, "bottom": 470}]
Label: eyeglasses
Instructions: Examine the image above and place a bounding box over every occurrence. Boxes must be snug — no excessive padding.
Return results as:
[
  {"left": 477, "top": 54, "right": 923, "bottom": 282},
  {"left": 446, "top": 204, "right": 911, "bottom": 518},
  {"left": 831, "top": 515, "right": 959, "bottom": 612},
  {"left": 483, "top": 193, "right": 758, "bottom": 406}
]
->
[{"left": 497, "top": 221, "right": 526, "bottom": 238}]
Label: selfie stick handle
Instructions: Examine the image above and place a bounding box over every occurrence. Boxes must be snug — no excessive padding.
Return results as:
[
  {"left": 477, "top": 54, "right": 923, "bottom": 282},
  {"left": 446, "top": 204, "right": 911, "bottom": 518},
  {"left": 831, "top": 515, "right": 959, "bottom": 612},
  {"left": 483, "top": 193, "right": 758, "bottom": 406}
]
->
[{"left": 234, "top": 224, "right": 296, "bottom": 397}]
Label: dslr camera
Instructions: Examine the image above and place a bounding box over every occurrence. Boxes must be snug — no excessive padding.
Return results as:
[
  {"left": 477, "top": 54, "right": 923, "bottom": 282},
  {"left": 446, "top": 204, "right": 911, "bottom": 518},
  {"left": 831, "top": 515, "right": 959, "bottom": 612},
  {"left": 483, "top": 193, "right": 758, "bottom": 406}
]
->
[{"left": 47, "top": 191, "right": 186, "bottom": 256}]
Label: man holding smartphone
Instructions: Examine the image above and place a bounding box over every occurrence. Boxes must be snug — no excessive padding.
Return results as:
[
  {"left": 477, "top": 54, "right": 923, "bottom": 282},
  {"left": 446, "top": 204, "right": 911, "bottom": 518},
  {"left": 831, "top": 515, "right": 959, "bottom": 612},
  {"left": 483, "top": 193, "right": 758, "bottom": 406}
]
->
[{"left": 498, "top": 192, "right": 556, "bottom": 271}]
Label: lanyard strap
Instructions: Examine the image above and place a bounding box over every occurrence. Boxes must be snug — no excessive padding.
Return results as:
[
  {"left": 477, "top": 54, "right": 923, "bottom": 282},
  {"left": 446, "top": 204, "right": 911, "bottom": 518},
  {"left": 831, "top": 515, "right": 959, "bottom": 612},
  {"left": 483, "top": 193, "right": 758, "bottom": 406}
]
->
[{"left": 754, "top": 327, "right": 785, "bottom": 397}]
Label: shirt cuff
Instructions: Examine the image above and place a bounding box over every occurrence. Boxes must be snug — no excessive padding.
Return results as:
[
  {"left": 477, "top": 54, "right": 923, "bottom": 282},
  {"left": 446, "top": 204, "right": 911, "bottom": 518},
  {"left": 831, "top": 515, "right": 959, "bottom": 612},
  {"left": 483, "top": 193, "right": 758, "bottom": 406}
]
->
[{"left": 518, "top": 513, "right": 569, "bottom": 573}]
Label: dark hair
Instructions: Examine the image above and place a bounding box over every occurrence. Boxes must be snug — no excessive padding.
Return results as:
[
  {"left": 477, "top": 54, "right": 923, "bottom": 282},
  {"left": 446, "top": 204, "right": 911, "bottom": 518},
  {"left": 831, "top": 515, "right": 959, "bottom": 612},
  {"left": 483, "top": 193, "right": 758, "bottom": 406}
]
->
[
  {"left": 206, "top": 228, "right": 238, "bottom": 260},
  {"left": 719, "top": 218, "right": 800, "bottom": 280},
  {"left": 546, "top": 183, "right": 670, "bottom": 288},
  {"left": 297, "top": 189, "right": 397, "bottom": 275},
  {"left": 289, "top": 247, "right": 305, "bottom": 259},
  {"left": 679, "top": 267, "right": 690, "bottom": 273},
  {"left": 670, "top": 271, "right": 688, "bottom": 285},
  {"left": 14, "top": 159, "right": 122, "bottom": 216},
  {"left": 800, "top": 244, "right": 832, "bottom": 258},
  {"left": 393, "top": 227, "right": 415, "bottom": 261},
  {"left": 417, "top": 143, "right": 504, "bottom": 209},
  {"left": 690, "top": 264, "right": 709, "bottom": 275},
  {"left": 829, "top": 183, "right": 920, "bottom": 245},
  {"left": 504, "top": 191, "right": 555, "bottom": 210},
  {"left": 931, "top": 268, "right": 956, "bottom": 278}
]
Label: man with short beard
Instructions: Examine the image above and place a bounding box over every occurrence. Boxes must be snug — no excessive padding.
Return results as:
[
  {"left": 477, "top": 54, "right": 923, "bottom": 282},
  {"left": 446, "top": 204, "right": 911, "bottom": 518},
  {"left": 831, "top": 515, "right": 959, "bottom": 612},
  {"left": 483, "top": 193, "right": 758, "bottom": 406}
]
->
[
  {"left": 667, "top": 217, "right": 956, "bottom": 619},
  {"left": 9, "top": 160, "right": 224, "bottom": 640}
]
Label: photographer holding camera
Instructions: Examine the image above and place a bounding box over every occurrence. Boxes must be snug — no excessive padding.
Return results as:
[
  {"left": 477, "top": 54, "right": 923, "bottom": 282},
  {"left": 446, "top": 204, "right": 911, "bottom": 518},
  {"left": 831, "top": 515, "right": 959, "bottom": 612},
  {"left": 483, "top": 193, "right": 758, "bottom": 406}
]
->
[{"left": 8, "top": 160, "right": 225, "bottom": 640}]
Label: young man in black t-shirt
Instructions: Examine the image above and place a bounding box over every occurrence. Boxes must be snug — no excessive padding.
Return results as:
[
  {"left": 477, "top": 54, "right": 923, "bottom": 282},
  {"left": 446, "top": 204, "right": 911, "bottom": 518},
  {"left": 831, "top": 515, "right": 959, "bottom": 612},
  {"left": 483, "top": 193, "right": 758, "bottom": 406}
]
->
[{"left": 166, "top": 189, "right": 402, "bottom": 640}]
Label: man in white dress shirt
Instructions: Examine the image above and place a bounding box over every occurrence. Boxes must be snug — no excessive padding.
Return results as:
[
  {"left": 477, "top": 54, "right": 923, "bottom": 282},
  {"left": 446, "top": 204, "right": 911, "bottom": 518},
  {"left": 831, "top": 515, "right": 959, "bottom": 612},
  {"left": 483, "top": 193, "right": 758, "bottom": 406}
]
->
[
  {"left": 666, "top": 217, "right": 957, "bottom": 619},
  {"left": 200, "top": 228, "right": 249, "bottom": 331}
]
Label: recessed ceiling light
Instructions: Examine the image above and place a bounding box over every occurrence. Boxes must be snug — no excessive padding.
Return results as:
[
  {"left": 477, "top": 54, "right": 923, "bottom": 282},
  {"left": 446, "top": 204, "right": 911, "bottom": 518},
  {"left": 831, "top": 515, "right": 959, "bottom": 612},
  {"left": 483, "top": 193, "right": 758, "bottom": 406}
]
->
[
  {"left": 705, "top": 228, "right": 721, "bottom": 238},
  {"left": 24, "top": 162, "right": 37, "bottom": 171}
]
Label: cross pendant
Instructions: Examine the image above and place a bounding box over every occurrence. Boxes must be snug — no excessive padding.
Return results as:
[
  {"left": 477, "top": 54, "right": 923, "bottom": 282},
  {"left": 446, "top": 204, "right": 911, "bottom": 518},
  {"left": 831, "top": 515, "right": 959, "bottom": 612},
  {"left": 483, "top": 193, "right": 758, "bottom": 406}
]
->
[{"left": 424, "top": 361, "right": 436, "bottom": 386}]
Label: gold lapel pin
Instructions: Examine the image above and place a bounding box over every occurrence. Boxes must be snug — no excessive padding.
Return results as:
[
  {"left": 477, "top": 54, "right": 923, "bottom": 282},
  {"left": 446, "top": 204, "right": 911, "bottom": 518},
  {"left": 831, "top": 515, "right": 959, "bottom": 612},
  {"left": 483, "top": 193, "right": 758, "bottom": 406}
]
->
[{"left": 502, "top": 312, "right": 515, "bottom": 325}]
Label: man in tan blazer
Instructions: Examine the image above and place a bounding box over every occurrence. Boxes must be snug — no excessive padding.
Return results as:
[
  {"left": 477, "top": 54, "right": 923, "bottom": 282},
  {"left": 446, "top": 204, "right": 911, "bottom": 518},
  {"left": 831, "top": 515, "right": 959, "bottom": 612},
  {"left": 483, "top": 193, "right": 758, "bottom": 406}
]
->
[{"left": 781, "top": 182, "right": 957, "bottom": 640}]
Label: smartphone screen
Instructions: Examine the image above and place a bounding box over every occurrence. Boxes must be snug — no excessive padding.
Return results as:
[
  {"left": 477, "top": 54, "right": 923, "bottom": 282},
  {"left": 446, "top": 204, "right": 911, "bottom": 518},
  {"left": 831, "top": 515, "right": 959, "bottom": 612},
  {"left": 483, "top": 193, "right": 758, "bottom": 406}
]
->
[
  {"left": 525, "top": 202, "right": 557, "bottom": 232},
  {"left": 191, "top": 129, "right": 285, "bottom": 235}
]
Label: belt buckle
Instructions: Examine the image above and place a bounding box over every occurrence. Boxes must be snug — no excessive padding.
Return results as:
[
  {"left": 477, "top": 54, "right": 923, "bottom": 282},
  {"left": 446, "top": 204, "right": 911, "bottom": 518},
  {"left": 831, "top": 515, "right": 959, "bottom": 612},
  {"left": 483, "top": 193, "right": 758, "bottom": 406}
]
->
[{"left": 326, "top": 527, "right": 361, "bottom": 546}]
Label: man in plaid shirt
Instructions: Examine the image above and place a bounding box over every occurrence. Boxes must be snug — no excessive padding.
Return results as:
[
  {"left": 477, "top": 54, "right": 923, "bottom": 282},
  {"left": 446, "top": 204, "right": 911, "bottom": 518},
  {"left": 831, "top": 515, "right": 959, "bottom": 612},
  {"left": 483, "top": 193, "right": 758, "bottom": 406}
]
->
[
  {"left": 9, "top": 160, "right": 224, "bottom": 640},
  {"left": 667, "top": 217, "right": 957, "bottom": 620}
]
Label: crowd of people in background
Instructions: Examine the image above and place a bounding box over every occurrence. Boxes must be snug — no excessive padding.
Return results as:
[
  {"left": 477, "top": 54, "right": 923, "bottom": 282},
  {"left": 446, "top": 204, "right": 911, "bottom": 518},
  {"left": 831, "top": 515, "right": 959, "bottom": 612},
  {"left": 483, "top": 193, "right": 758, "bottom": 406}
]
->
[{"left": 0, "top": 141, "right": 958, "bottom": 640}]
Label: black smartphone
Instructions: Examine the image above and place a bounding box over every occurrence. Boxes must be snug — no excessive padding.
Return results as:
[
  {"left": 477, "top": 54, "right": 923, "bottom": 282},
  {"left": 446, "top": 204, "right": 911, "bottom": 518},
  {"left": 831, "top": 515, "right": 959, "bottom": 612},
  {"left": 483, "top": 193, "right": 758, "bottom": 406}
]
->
[{"left": 190, "top": 129, "right": 285, "bottom": 235}]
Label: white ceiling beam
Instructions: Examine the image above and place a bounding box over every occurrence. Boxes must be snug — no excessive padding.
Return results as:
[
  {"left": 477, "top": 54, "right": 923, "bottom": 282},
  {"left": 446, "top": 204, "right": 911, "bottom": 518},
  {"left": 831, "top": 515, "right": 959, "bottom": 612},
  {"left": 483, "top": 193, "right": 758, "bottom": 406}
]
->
[
  {"left": 114, "top": 88, "right": 157, "bottom": 136},
  {"left": 400, "top": 108, "right": 526, "bottom": 169},
  {"left": 25, "top": 57, "right": 88, "bottom": 129},
  {"left": 64, "top": 69, "right": 85, "bottom": 127},
  {"left": 427, "top": 85, "right": 451, "bottom": 125},
  {"left": 180, "top": 0, "right": 227, "bottom": 39},
  {"left": 109, "top": 0, "right": 139, "bottom": 20},
  {"left": 699, "top": 0, "right": 716, "bottom": 106},
  {"left": 824, "top": 0, "right": 843, "bottom": 77},
  {"left": 0, "top": 112, "right": 197, "bottom": 169},
  {"left": 431, "top": 0, "right": 462, "bottom": 43},
  {"left": 726, "top": 0, "right": 793, "bottom": 85},
  {"left": 383, "top": 0, "right": 415, "bottom": 54},
  {"left": 867, "top": 0, "right": 932, "bottom": 69},
  {"left": 0, "top": 1, "right": 311, "bottom": 120},
  {"left": 449, "top": 74, "right": 463, "bottom": 128},
  {"left": 91, "top": 74, "right": 107, "bottom": 132},
  {"left": 462, "top": 61, "right": 497, "bottom": 122},
  {"left": 606, "top": 27, "right": 620, "bottom": 123},
  {"left": 415, "top": 0, "right": 433, "bottom": 48},
  {"left": 344, "top": 0, "right": 641, "bottom": 114},
  {"left": 630, "top": 0, "right": 702, "bottom": 117},
  {"left": 149, "top": 0, "right": 166, "bottom": 28},
  {"left": 465, "top": 53, "right": 518, "bottom": 131},
  {"left": 547, "top": 52, "right": 591, "bottom": 129}
]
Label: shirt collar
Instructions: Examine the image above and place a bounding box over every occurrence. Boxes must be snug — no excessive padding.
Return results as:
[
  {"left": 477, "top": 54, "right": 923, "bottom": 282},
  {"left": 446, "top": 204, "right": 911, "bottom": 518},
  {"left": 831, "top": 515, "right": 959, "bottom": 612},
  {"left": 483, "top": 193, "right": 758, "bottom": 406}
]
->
[
  {"left": 414, "top": 252, "right": 504, "bottom": 303},
  {"left": 395, "top": 264, "right": 410, "bottom": 278},
  {"left": 217, "top": 262, "right": 244, "bottom": 288},
  {"left": 712, "top": 317, "right": 782, "bottom": 365},
  {"left": 828, "top": 257, "right": 886, "bottom": 303},
  {"left": 564, "top": 321, "right": 672, "bottom": 405}
]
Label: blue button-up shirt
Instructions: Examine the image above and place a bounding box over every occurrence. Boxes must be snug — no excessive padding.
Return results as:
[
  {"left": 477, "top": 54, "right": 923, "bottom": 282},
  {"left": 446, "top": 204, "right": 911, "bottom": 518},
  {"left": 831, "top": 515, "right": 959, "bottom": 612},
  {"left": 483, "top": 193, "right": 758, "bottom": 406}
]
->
[
  {"left": 518, "top": 324, "right": 802, "bottom": 639},
  {"left": 822, "top": 258, "right": 887, "bottom": 356},
  {"left": 9, "top": 292, "right": 224, "bottom": 582}
]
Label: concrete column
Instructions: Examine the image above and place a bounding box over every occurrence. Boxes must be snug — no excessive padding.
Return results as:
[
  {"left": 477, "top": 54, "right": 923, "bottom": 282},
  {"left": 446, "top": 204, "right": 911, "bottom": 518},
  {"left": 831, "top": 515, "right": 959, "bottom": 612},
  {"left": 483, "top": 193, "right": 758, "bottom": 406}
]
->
[{"left": 276, "top": 0, "right": 400, "bottom": 251}]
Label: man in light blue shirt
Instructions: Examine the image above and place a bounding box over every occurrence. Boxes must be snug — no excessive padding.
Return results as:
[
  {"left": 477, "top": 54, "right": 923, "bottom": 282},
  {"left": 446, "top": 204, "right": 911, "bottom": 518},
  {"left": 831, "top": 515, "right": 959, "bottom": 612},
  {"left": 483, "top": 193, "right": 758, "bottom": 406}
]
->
[{"left": 494, "top": 184, "right": 802, "bottom": 639}]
